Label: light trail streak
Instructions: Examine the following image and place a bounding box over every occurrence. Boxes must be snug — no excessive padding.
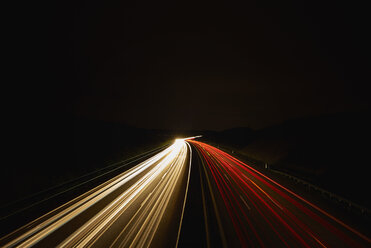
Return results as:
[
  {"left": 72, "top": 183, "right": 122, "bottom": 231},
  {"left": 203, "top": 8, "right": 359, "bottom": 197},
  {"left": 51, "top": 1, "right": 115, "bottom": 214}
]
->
[
  {"left": 197, "top": 148, "right": 228, "bottom": 248},
  {"left": 1, "top": 139, "right": 191, "bottom": 248},
  {"left": 189, "top": 140, "right": 370, "bottom": 248},
  {"left": 175, "top": 141, "right": 192, "bottom": 248}
]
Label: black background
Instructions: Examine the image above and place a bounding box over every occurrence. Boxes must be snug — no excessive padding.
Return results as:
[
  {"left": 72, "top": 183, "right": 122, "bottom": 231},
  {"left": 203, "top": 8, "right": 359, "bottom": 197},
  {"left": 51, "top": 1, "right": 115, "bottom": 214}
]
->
[
  {"left": 7, "top": 0, "right": 369, "bottom": 130},
  {"left": 2, "top": 0, "right": 370, "bottom": 207}
]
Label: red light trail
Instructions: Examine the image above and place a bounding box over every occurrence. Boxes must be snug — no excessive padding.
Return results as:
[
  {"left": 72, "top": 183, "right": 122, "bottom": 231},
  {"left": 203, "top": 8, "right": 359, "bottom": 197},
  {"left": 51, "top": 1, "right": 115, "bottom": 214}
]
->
[
  {"left": 188, "top": 140, "right": 370, "bottom": 248},
  {"left": 1, "top": 138, "right": 369, "bottom": 247}
]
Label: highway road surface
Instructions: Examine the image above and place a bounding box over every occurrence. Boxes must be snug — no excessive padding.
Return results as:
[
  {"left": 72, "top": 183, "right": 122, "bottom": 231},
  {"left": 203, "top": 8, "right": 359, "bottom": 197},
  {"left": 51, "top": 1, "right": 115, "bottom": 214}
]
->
[
  {"left": 0, "top": 139, "right": 192, "bottom": 248},
  {"left": 187, "top": 140, "right": 370, "bottom": 248},
  {"left": 1, "top": 138, "right": 370, "bottom": 247}
]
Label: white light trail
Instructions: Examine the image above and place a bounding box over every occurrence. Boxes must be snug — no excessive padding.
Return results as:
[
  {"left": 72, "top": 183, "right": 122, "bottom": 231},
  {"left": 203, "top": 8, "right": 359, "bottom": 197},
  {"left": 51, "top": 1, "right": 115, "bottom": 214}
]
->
[{"left": 2, "top": 139, "right": 191, "bottom": 248}]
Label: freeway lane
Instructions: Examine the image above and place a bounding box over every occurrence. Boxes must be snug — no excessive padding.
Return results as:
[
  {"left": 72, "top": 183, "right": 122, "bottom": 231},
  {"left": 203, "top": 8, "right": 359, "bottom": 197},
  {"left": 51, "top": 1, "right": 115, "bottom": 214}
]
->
[
  {"left": 0, "top": 139, "right": 191, "bottom": 248},
  {"left": 188, "top": 140, "right": 370, "bottom": 248},
  {"left": 1, "top": 138, "right": 369, "bottom": 247}
]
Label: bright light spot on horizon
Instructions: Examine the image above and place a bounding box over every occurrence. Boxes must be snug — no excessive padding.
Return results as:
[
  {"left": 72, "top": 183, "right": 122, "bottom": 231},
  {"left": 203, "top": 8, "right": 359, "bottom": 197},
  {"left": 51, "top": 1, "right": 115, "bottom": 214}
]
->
[{"left": 174, "top": 135, "right": 202, "bottom": 144}]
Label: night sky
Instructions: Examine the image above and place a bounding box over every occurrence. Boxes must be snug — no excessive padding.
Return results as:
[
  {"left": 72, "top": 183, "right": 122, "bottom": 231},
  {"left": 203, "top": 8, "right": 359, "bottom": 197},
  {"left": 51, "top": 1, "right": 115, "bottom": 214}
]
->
[{"left": 8, "top": 0, "right": 370, "bottom": 131}]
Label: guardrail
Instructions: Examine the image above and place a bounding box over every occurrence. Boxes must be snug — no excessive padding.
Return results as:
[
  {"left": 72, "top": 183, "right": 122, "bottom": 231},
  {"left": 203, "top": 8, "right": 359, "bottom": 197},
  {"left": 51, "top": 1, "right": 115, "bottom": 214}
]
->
[
  {"left": 211, "top": 143, "right": 370, "bottom": 217},
  {"left": 268, "top": 168, "right": 371, "bottom": 216}
]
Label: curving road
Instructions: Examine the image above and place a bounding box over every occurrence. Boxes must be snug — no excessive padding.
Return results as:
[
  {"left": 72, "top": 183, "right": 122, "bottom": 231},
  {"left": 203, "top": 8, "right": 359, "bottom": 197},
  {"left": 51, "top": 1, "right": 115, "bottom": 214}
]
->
[
  {"left": 1, "top": 138, "right": 370, "bottom": 247},
  {"left": 0, "top": 139, "right": 192, "bottom": 248},
  {"left": 187, "top": 140, "right": 370, "bottom": 248}
]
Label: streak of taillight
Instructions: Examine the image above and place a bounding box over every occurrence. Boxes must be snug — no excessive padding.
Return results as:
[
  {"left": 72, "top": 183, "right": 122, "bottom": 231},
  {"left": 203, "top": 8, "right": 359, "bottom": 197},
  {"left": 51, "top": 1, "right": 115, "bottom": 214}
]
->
[
  {"left": 197, "top": 145, "right": 250, "bottom": 247},
  {"left": 191, "top": 140, "right": 368, "bottom": 248}
]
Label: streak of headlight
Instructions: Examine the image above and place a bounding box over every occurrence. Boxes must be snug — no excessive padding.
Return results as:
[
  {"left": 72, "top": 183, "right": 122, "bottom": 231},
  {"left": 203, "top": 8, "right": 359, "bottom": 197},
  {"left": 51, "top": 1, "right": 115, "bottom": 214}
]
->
[
  {"left": 175, "top": 141, "right": 192, "bottom": 248},
  {"left": 122, "top": 143, "right": 188, "bottom": 248},
  {"left": 4, "top": 143, "right": 182, "bottom": 248},
  {"left": 58, "top": 142, "right": 185, "bottom": 247}
]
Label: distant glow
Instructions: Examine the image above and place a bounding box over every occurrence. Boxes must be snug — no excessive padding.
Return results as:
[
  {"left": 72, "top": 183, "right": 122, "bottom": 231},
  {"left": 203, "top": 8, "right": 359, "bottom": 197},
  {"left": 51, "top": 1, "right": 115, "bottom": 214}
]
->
[
  {"left": 174, "top": 135, "right": 202, "bottom": 144},
  {"left": 184, "top": 135, "right": 202, "bottom": 140}
]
